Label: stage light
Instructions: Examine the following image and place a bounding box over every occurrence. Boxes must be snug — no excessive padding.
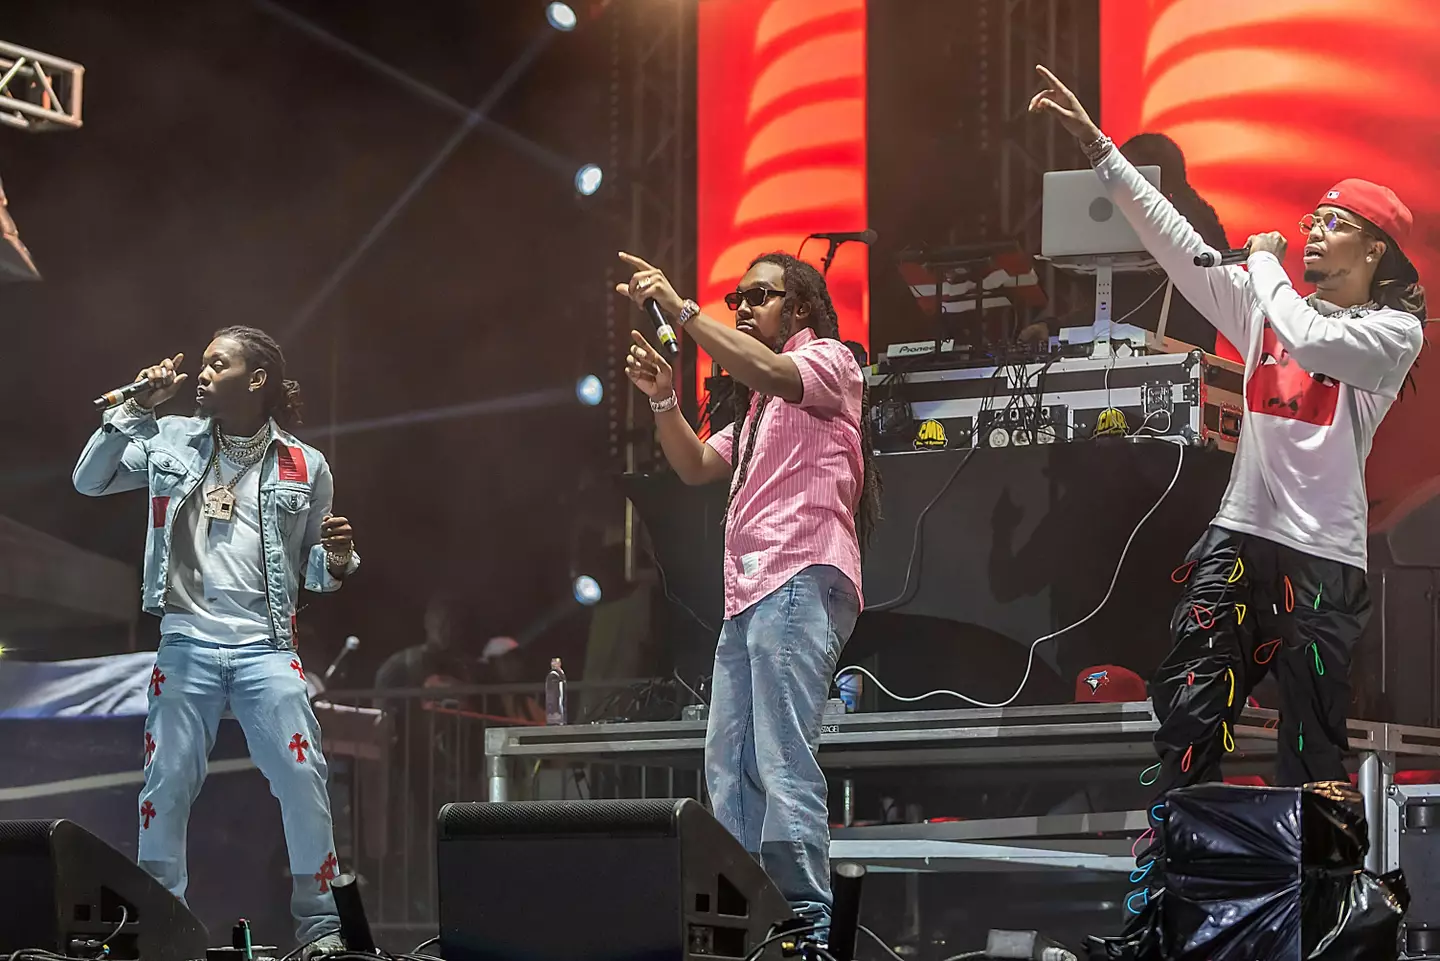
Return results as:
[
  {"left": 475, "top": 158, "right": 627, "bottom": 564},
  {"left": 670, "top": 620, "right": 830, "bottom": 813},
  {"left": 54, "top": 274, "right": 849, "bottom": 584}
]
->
[
  {"left": 572, "top": 575, "right": 602, "bottom": 606},
  {"left": 574, "top": 163, "right": 603, "bottom": 196},
  {"left": 576, "top": 374, "right": 604, "bottom": 407},
  {"left": 546, "top": 3, "right": 577, "bottom": 32}
]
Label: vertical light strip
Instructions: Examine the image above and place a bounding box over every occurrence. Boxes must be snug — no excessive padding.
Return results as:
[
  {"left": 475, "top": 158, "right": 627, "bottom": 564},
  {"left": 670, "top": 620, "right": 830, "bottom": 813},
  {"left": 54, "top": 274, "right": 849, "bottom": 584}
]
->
[{"left": 696, "top": 0, "right": 869, "bottom": 417}]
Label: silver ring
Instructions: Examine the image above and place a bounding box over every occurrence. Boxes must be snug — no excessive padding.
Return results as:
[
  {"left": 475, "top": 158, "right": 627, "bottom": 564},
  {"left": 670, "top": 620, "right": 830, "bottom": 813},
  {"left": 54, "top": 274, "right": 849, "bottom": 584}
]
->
[{"left": 637, "top": 278, "right": 651, "bottom": 291}]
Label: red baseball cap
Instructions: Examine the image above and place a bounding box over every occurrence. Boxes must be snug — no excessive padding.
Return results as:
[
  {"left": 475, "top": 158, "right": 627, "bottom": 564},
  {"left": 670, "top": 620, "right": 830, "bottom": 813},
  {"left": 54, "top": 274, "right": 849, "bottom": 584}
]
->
[
  {"left": 1075, "top": 664, "right": 1147, "bottom": 703},
  {"left": 1319, "top": 179, "right": 1419, "bottom": 281}
]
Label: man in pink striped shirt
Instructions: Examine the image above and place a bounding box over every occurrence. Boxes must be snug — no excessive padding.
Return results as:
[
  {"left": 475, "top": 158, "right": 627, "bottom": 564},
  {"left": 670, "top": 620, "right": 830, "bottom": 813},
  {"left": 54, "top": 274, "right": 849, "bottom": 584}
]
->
[{"left": 616, "top": 250, "right": 881, "bottom": 941}]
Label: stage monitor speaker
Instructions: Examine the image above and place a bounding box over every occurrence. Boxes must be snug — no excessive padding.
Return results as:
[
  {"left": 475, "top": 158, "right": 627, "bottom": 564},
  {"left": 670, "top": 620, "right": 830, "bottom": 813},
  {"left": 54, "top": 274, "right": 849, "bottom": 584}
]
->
[
  {"left": 0, "top": 819, "right": 208, "bottom": 961},
  {"left": 437, "top": 797, "right": 793, "bottom": 961}
]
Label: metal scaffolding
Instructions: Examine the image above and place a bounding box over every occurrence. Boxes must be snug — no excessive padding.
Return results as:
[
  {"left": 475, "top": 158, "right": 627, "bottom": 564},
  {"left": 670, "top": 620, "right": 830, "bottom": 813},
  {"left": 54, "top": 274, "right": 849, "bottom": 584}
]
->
[
  {"left": 607, "top": 0, "right": 695, "bottom": 579},
  {"left": 0, "top": 39, "right": 84, "bottom": 132}
]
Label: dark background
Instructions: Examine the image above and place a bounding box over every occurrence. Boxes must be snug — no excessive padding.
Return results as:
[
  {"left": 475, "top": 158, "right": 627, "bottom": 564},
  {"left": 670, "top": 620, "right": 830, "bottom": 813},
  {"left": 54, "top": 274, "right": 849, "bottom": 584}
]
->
[{"left": 1, "top": 0, "right": 625, "bottom": 680}]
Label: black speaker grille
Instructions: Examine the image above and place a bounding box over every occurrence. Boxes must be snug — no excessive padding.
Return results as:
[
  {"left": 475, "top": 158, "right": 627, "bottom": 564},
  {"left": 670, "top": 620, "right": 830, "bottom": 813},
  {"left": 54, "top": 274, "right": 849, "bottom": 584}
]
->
[
  {"left": 438, "top": 798, "right": 685, "bottom": 839},
  {"left": 0, "top": 819, "right": 57, "bottom": 854}
]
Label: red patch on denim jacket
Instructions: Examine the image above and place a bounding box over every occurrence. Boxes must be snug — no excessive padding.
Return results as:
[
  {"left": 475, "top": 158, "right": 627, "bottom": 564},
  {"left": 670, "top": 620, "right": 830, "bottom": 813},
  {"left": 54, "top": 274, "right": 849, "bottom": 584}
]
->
[
  {"left": 277, "top": 445, "right": 308, "bottom": 483},
  {"left": 152, "top": 496, "right": 170, "bottom": 528}
]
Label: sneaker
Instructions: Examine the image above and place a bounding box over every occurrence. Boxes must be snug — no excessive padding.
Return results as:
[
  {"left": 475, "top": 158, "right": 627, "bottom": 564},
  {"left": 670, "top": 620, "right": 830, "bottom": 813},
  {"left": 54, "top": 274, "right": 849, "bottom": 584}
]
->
[{"left": 300, "top": 934, "right": 345, "bottom": 961}]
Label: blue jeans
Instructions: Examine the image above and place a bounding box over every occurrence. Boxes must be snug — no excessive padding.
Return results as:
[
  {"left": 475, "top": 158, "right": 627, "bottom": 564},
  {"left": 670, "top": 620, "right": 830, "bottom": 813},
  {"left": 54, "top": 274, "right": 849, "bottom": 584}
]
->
[
  {"left": 704, "top": 564, "right": 860, "bottom": 933},
  {"left": 138, "top": 636, "right": 340, "bottom": 944}
]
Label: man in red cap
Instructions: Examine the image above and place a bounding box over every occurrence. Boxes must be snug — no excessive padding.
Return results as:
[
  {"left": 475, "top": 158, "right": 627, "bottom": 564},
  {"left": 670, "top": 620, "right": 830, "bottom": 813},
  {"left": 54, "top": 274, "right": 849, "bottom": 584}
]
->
[{"left": 1029, "top": 65, "right": 1426, "bottom": 920}]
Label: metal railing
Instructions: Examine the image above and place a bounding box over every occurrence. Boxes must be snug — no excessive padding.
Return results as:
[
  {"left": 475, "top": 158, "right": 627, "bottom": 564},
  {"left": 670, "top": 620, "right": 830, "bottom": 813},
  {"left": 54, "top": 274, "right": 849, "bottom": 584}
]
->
[{"left": 313, "top": 678, "right": 698, "bottom": 942}]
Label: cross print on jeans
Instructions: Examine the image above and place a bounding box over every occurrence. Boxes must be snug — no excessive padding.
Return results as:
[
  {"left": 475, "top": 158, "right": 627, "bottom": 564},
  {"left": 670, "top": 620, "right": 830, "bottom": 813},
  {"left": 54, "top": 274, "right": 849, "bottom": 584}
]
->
[
  {"left": 150, "top": 668, "right": 166, "bottom": 697},
  {"left": 141, "top": 800, "right": 156, "bottom": 829},
  {"left": 314, "top": 852, "right": 339, "bottom": 893},
  {"left": 290, "top": 659, "right": 306, "bottom": 681},
  {"left": 289, "top": 733, "right": 310, "bottom": 763},
  {"left": 144, "top": 732, "right": 156, "bottom": 767}
]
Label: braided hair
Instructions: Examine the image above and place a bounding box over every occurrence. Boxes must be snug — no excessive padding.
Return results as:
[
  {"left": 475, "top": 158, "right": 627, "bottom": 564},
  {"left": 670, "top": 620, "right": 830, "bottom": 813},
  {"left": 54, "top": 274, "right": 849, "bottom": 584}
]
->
[
  {"left": 213, "top": 325, "right": 304, "bottom": 428},
  {"left": 723, "top": 252, "right": 883, "bottom": 553}
]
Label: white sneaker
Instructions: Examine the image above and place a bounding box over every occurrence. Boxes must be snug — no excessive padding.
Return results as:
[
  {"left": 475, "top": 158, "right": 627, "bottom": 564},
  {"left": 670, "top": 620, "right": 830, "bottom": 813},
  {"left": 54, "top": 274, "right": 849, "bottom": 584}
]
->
[{"left": 300, "top": 934, "right": 345, "bottom": 961}]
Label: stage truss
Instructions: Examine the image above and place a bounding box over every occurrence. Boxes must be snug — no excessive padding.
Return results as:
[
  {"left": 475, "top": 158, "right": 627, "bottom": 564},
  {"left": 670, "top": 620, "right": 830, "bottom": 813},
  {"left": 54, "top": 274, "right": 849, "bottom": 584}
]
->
[
  {"left": 0, "top": 39, "right": 84, "bottom": 132},
  {"left": 607, "top": 0, "right": 696, "bottom": 579}
]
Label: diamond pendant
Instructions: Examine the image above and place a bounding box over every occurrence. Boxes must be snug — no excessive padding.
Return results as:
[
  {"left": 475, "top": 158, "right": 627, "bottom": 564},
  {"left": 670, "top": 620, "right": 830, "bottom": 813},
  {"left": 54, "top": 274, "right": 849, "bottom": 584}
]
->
[{"left": 202, "top": 487, "right": 236, "bottom": 522}]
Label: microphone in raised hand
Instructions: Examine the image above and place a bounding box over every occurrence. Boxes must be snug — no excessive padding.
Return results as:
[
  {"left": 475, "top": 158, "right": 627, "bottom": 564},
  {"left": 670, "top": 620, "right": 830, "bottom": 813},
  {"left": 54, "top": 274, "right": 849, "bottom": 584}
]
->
[{"left": 94, "top": 353, "right": 188, "bottom": 410}]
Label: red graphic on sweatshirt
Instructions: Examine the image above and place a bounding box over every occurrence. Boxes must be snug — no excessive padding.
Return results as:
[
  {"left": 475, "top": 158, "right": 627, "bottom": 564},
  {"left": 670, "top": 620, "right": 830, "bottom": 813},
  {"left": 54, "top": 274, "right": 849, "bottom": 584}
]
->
[
  {"left": 289, "top": 733, "right": 310, "bottom": 763},
  {"left": 144, "top": 732, "right": 156, "bottom": 767},
  {"left": 151, "top": 496, "right": 170, "bottom": 528},
  {"left": 314, "top": 852, "right": 339, "bottom": 893},
  {"left": 1246, "top": 326, "right": 1339, "bottom": 426},
  {"left": 290, "top": 659, "right": 306, "bottom": 681},
  {"left": 150, "top": 668, "right": 166, "bottom": 697},
  {"left": 140, "top": 800, "right": 156, "bottom": 829}
]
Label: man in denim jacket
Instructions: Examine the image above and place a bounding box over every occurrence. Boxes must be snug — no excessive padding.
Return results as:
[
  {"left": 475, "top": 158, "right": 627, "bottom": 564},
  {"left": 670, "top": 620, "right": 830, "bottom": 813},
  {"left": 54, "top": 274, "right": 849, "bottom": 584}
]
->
[{"left": 74, "top": 326, "right": 358, "bottom": 956}]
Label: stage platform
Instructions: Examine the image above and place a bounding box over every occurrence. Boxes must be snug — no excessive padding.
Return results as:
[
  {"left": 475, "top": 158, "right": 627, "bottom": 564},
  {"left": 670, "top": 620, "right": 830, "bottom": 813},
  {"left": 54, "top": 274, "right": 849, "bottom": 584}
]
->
[{"left": 485, "top": 701, "right": 1440, "bottom": 875}]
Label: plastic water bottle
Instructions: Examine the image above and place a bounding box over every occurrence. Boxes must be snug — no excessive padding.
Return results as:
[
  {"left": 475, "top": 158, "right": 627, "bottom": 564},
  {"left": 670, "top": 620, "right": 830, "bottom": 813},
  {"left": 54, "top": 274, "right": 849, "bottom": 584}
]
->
[{"left": 545, "top": 657, "right": 567, "bottom": 726}]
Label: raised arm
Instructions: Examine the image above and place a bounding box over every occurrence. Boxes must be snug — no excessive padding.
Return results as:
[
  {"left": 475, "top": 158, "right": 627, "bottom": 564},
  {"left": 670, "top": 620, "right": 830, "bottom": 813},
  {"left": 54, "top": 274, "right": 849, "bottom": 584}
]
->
[
  {"left": 623, "top": 329, "right": 732, "bottom": 486},
  {"left": 1247, "top": 250, "right": 1423, "bottom": 394},
  {"left": 1029, "top": 66, "right": 1259, "bottom": 349},
  {"left": 73, "top": 354, "right": 188, "bottom": 497}
]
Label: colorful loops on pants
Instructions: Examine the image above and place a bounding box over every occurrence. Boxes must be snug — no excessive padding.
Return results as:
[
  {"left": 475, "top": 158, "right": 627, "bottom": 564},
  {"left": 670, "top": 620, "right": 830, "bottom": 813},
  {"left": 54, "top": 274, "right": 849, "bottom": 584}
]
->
[
  {"left": 1235, "top": 602, "right": 1248, "bottom": 625},
  {"left": 1190, "top": 604, "right": 1216, "bottom": 629},
  {"left": 1149, "top": 803, "right": 1165, "bottom": 823},
  {"left": 1181, "top": 744, "right": 1194, "bottom": 772},
  {"left": 1298, "top": 722, "right": 1305, "bottom": 752},
  {"left": 1255, "top": 638, "right": 1281, "bottom": 665},
  {"left": 1171, "top": 560, "right": 1196, "bottom": 583},
  {"left": 1284, "top": 575, "right": 1295, "bottom": 612},
  {"left": 1227, "top": 557, "right": 1245, "bottom": 583},
  {"left": 1131, "top": 827, "right": 1155, "bottom": 859},
  {"left": 1187, "top": 671, "right": 1195, "bottom": 686},
  {"left": 1126, "top": 888, "right": 1150, "bottom": 915},
  {"left": 1311, "top": 642, "right": 1325, "bottom": 676},
  {"left": 1226, "top": 668, "right": 1235, "bottom": 707},
  {"left": 1314, "top": 584, "right": 1323, "bottom": 610},
  {"left": 1139, "top": 762, "right": 1162, "bottom": 786},
  {"left": 1130, "top": 859, "right": 1155, "bottom": 883},
  {"left": 1223, "top": 721, "right": 1235, "bottom": 753}
]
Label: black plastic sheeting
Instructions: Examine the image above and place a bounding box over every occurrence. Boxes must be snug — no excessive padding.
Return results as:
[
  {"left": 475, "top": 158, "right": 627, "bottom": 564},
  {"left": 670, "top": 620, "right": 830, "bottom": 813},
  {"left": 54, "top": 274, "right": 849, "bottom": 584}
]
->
[{"left": 1088, "top": 782, "right": 1408, "bottom": 961}]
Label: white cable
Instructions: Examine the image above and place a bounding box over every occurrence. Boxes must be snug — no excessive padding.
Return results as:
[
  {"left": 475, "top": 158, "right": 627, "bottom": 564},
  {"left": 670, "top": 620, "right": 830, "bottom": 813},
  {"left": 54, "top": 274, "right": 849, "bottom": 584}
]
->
[
  {"left": 1129, "top": 408, "right": 1172, "bottom": 436},
  {"left": 838, "top": 440, "right": 1185, "bottom": 709}
]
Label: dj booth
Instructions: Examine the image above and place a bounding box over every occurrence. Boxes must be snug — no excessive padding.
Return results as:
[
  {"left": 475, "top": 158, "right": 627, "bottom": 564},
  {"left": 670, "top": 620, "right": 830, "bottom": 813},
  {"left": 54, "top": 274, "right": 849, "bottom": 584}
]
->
[{"left": 624, "top": 437, "right": 1233, "bottom": 697}]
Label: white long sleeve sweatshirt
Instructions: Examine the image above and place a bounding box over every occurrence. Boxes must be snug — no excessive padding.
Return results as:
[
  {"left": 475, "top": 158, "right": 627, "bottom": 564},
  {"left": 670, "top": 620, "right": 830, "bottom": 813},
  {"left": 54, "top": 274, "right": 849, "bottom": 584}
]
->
[{"left": 1093, "top": 147, "right": 1424, "bottom": 569}]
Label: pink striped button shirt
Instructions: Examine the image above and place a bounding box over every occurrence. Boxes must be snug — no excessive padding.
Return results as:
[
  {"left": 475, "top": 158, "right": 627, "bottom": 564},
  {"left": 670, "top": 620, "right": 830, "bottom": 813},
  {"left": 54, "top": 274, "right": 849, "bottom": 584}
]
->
[{"left": 705, "top": 327, "right": 865, "bottom": 619}]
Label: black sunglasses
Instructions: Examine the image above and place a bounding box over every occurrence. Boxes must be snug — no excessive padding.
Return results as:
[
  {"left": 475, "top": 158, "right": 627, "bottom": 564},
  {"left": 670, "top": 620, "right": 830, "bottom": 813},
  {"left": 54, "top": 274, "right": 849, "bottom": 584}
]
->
[{"left": 724, "top": 286, "right": 785, "bottom": 311}]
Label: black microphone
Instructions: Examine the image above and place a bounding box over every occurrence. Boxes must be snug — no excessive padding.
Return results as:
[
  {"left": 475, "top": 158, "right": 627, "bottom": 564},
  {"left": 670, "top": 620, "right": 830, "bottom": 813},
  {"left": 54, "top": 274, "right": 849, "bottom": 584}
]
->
[
  {"left": 1194, "top": 247, "right": 1250, "bottom": 267},
  {"left": 324, "top": 635, "right": 360, "bottom": 683},
  {"left": 92, "top": 378, "right": 151, "bottom": 410},
  {"left": 828, "top": 862, "right": 866, "bottom": 961},
  {"left": 643, "top": 298, "right": 680, "bottom": 357},
  {"left": 330, "top": 873, "right": 376, "bottom": 953},
  {"left": 809, "top": 229, "right": 878, "bottom": 245}
]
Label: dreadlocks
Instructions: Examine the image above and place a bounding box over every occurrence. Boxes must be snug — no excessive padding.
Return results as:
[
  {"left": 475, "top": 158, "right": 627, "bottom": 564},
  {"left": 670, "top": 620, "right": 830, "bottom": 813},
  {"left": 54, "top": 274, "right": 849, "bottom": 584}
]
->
[
  {"left": 723, "top": 252, "right": 883, "bottom": 553},
  {"left": 213, "top": 325, "right": 304, "bottom": 428}
]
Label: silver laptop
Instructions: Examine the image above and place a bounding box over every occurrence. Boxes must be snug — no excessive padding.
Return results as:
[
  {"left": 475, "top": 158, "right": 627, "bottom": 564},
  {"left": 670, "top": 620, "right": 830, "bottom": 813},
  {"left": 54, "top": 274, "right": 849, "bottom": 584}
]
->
[{"left": 1041, "top": 165, "right": 1162, "bottom": 258}]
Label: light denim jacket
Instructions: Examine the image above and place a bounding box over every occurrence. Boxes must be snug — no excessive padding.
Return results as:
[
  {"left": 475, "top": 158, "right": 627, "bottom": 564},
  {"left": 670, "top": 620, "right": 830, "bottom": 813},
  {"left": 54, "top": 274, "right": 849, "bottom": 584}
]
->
[{"left": 73, "top": 402, "right": 358, "bottom": 650}]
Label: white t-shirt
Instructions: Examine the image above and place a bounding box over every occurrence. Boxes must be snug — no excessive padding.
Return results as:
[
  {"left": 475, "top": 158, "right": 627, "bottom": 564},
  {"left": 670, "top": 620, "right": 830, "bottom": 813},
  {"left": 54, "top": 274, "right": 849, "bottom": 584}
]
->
[
  {"left": 1095, "top": 148, "right": 1424, "bottom": 570},
  {"left": 161, "top": 448, "right": 273, "bottom": 645}
]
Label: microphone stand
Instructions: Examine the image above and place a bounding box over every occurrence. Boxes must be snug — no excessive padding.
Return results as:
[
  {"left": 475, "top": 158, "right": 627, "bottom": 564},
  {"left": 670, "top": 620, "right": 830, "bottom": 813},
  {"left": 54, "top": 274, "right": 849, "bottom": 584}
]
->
[{"left": 820, "top": 238, "right": 842, "bottom": 277}]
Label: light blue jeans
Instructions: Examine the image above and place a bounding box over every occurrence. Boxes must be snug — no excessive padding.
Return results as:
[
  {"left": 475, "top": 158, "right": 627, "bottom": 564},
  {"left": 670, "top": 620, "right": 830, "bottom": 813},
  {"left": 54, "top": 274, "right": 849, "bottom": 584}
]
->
[
  {"left": 138, "top": 636, "right": 340, "bottom": 944},
  {"left": 705, "top": 564, "right": 860, "bottom": 934}
]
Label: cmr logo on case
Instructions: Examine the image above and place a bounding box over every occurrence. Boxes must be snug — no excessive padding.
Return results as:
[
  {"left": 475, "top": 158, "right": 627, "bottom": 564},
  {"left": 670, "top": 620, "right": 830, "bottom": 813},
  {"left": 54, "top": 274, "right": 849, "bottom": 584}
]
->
[{"left": 914, "top": 419, "right": 947, "bottom": 450}]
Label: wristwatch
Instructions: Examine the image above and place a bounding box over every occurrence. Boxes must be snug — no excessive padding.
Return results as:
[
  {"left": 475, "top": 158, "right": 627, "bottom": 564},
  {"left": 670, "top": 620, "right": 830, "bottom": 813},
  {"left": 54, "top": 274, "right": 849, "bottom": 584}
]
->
[{"left": 676, "top": 299, "right": 701, "bottom": 327}]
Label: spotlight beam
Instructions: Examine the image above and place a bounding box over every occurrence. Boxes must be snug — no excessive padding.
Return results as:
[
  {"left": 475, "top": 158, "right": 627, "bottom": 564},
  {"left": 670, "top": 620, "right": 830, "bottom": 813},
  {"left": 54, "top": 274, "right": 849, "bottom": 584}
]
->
[
  {"left": 252, "top": 0, "right": 574, "bottom": 341},
  {"left": 317, "top": 386, "right": 573, "bottom": 439}
]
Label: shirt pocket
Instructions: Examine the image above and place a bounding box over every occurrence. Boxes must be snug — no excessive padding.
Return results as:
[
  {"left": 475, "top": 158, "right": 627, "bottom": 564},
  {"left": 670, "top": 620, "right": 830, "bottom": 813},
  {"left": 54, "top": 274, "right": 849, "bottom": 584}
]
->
[
  {"left": 273, "top": 484, "right": 313, "bottom": 540},
  {"left": 148, "top": 452, "right": 193, "bottom": 495}
]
